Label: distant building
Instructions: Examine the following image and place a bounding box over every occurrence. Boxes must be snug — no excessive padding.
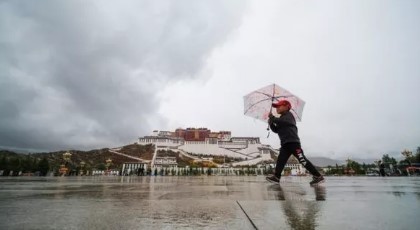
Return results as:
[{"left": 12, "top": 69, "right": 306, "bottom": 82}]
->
[
  {"left": 258, "top": 146, "right": 272, "bottom": 155},
  {"left": 92, "top": 170, "right": 119, "bottom": 176},
  {"left": 173, "top": 128, "right": 232, "bottom": 141},
  {"left": 174, "top": 127, "right": 210, "bottom": 141},
  {"left": 154, "top": 157, "right": 177, "bottom": 167},
  {"left": 284, "top": 156, "right": 305, "bottom": 176},
  {"left": 138, "top": 128, "right": 300, "bottom": 171},
  {"left": 138, "top": 136, "right": 184, "bottom": 148},
  {"left": 209, "top": 131, "right": 231, "bottom": 140},
  {"left": 231, "top": 137, "right": 260, "bottom": 144},
  {"left": 122, "top": 162, "right": 148, "bottom": 176},
  {"left": 158, "top": 131, "right": 172, "bottom": 137}
]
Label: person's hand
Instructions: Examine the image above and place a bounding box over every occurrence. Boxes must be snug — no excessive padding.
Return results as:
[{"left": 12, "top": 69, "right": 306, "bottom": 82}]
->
[{"left": 268, "top": 113, "right": 274, "bottom": 123}]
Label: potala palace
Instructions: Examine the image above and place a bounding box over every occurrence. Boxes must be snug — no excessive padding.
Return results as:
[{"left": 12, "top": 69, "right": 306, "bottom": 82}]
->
[{"left": 137, "top": 127, "right": 305, "bottom": 175}]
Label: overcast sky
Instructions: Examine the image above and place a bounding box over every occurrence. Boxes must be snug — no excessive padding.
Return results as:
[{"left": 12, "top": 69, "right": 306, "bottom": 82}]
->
[{"left": 1, "top": 0, "right": 419, "bottom": 159}]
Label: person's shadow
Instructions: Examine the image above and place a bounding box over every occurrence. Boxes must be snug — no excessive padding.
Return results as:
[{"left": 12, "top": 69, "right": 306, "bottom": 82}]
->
[{"left": 274, "top": 184, "right": 326, "bottom": 229}]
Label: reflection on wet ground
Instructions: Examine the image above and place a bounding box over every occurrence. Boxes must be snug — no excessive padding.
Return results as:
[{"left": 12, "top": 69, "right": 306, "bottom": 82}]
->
[{"left": 0, "top": 176, "right": 419, "bottom": 229}]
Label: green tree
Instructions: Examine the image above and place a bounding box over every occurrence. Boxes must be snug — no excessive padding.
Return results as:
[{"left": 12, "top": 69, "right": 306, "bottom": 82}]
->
[
  {"left": 382, "top": 154, "right": 397, "bottom": 165},
  {"left": 0, "top": 156, "right": 9, "bottom": 176},
  {"left": 21, "top": 155, "right": 35, "bottom": 173},
  {"left": 32, "top": 158, "right": 39, "bottom": 173},
  {"left": 96, "top": 163, "right": 106, "bottom": 170},
  {"left": 38, "top": 157, "right": 50, "bottom": 176},
  {"left": 10, "top": 157, "right": 22, "bottom": 175},
  {"left": 415, "top": 147, "right": 420, "bottom": 163},
  {"left": 347, "top": 160, "right": 364, "bottom": 174},
  {"left": 0, "top": 156, "right": 7, "bottom": 170}
]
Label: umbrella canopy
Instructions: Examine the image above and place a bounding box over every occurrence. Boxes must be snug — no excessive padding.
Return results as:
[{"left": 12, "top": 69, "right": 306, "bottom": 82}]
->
[{"left": 243, "top": 83, "right": 305, "bottom": 122}]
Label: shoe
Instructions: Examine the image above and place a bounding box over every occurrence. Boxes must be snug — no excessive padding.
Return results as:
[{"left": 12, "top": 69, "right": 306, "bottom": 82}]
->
[
  {"left": 310, "top": 176, "right": 325, "bottom": 186},
  {"left": 266, "top": 175, "right": 280, "bottom": 183}
]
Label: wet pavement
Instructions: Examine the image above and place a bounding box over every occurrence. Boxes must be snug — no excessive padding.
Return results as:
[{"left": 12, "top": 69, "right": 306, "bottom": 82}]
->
[{"left": 0, "top": 176, "right": 419, "bottom": 229}]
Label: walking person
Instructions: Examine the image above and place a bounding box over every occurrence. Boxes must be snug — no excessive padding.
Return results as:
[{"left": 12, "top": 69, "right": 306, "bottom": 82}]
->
[{"left": 266, "top": 100, "right": 324, "bottom": 186}]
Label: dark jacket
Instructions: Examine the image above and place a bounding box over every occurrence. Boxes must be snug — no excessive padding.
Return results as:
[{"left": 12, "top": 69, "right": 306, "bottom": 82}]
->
[{"left": 268, "top": 111, "right": 300, "bottom": 145}]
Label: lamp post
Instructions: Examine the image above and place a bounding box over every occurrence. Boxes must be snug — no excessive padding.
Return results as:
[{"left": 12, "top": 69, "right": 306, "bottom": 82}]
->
[
  {"left": 60, "top": 151, "right": 72, "bottom": 176},
  {"left": 80, "top": 161, "right": 85, "bottom": 176},
  {"left": 63, "top": 152, "right": 72, "bottom": 162},
  {"left": 106, "top": 158, "right": 112, "bottom": 175}
]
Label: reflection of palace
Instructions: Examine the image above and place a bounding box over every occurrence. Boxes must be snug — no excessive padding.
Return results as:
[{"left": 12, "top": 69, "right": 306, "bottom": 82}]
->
[{"left": 138, "top": 128, "right": 306, "bottom": 174}]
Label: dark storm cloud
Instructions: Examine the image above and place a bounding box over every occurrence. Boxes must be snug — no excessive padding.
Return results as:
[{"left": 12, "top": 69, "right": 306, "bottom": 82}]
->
[{"left": 0, "top": 0, "right": 247, "bottom": 151}]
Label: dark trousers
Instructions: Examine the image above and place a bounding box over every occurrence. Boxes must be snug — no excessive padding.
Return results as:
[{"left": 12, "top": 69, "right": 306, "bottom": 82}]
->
[{"left": 275, "top": 142, "right": 321, "bottom": 177}]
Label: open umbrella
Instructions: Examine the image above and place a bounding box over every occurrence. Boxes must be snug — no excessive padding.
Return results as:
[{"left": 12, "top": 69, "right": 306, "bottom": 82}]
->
[{"left": 243, "top": 83, "right": 305, "bottom": 122}]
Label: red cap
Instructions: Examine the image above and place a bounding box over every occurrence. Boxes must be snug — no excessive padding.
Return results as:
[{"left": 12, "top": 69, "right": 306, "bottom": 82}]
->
[{"left": 272, "top": 100, "right": 291, "bottom": 109}]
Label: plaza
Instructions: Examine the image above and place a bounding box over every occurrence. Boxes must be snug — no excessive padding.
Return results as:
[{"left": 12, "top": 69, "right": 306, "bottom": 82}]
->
[{"left": 0, "top": 176, "right": 419, "bottom": 229}]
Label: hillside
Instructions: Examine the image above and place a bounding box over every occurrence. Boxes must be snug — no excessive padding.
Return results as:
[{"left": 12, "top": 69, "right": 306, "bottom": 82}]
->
[
  {"left": 0, "top": 144, "right": 156, "bottom": 174},
  {"left": 118, "top": 144, "right": 155, "bottom": 160},
  {"left": 0, "top": 150, "right": 19, "bottom": 157}
]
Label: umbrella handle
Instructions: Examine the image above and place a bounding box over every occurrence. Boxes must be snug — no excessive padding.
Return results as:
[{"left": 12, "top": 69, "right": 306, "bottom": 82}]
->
[
  {"left": 266, "top": 125, "right": 270, "bottom": 138},
  {"left": 266, "top": 108, "right": 273, "bottom": 138}
]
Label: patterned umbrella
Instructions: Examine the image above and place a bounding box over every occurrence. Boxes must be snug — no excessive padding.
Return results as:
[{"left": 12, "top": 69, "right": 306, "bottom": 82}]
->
[{"left": 243, "top": 83, "right": 305, "bottom": 122}]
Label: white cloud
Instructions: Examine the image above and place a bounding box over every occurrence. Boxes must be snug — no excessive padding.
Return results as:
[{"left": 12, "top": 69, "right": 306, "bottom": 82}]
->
[{"left": 160, "top": 0, "right": 420, "bottom": 159}]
